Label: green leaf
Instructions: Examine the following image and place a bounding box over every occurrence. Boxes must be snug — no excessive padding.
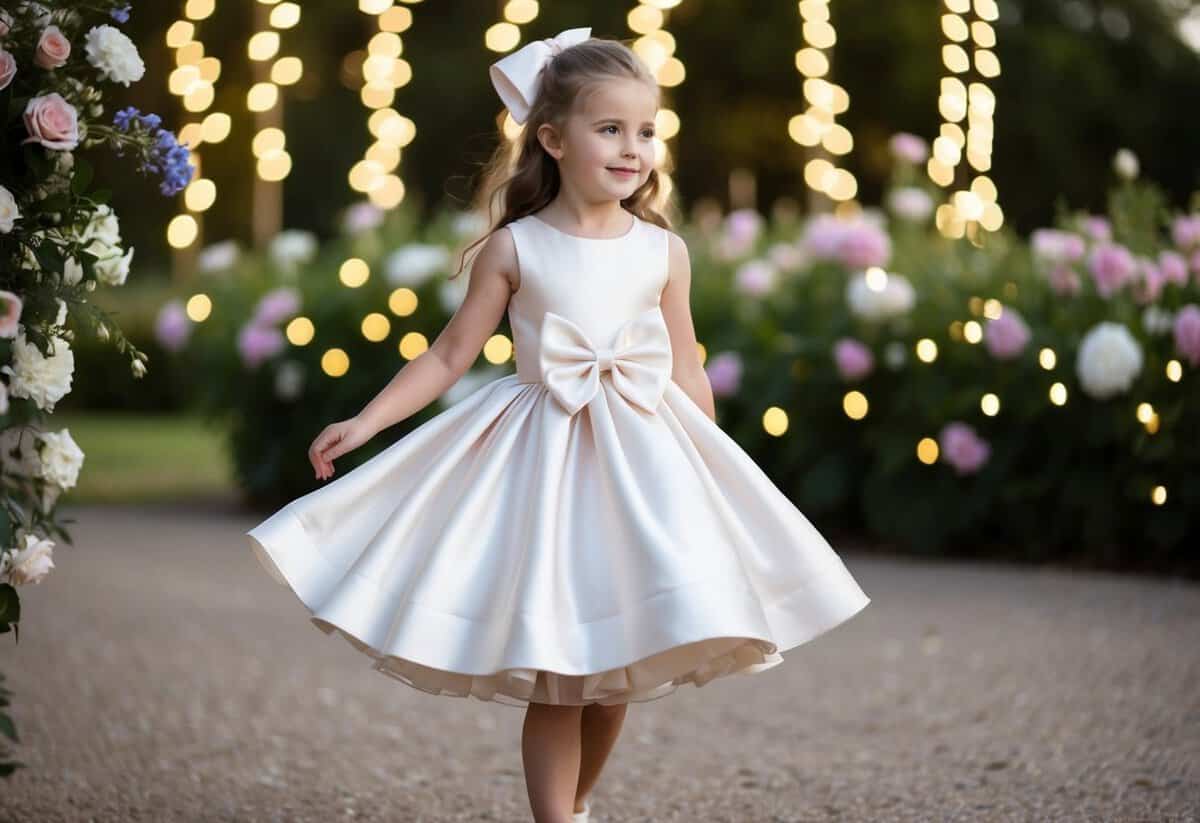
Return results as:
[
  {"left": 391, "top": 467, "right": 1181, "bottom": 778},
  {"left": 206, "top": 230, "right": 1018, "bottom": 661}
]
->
[
  {"left": 90, "top": 189, "right": 112, "bottom": 205},
  {"left": 71, "top": 156, "right": 94, "bottom": 195},
  {"left": 0, "top": 586, "right": 19, "bottom": 626}
]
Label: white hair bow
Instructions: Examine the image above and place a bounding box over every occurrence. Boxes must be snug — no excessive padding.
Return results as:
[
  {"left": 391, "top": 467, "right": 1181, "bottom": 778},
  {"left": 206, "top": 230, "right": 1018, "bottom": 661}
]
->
[{"left": 488, "top": 27, "right": 592, "bottom": 125}]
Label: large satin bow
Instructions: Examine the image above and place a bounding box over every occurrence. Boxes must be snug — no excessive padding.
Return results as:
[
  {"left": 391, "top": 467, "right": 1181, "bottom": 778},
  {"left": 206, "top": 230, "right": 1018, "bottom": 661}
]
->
[
  {"left": 539, "top": 306, "right": 673, "bottom": 416},
  {"left": 488, "top": 27, "right": 592, "bottom": 125}
]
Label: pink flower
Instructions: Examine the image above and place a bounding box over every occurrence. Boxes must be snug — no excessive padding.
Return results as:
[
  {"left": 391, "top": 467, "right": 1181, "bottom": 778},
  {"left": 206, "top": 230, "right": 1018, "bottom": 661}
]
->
[
  {"left": 705, "top": 351, "right": 743, "bottom": 397},
  {"left": 1047, "top": 264, "right": 1082, "bottom": 296},
  {"left": 22, "top": 93, "right": 79, "bottom": 150},
  {"left": 1170, "top": 214, "right": 1200, "bottom": 251},
  {"left": 715, "top": 209, "right": 764, "bottom": 259},
  {"left": 1130, "top": 257, "right": 1166, "bottom": 305},
  {"left": 889, "top": 132, "right": 928, "bottom": 164},
  {"left": 1173, "top": 304, "right": 1200, "bottom": 367},
  {"left": 1079, "top": 215, "right": 1112, "bottom": 242},
  {"left": 938, "top": 421, "right": 991, "bottom": 476},
  {"left": 1158, "top": 250, "right": 1189, "bottom": 287},
  {"left": 734, "top": 259, "right": 777, "bottom": 297},
  {"left": 801, "top": 214, "right": 846, "bottom": 260},
  {"left": 252, "top": 287, "right": 302, "bottom": 326},
  {"left": 833, "top": 338, "right": 874, "bottom": 381},
  {"left": 34, "top": 25, "right": 70, "bottom": 70},
  {"left": 1086, "top": 242, "right": 1136, "bottom": 298},
  {"left": 237, "top": 323, "right": 285, "bottom": 369},
  {"left": 154, "top": 300, "right": 191, "bottom": 352},
  {"left": 0, "top": 289, "right": 23, "bottom": 338},
  {"left": 0, "top": 12, "right": 10, "bottom": 39},
  {"left": 0, "top": 49, "right": 15, "bottom": 91},
  {"left": 1031, "top": 228, "right": 1086, "bottom": 265},
  {"left": 984, "top": 307, "right": 1031, "bottom": 359},
  {"left": 838, "top": 220, "right": 892, "bottom": 269}
]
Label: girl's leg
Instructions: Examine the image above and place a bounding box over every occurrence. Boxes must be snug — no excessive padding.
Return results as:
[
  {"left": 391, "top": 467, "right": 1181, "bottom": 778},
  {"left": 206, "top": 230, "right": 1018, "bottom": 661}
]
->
[
  {"left": 573, "top": 702, "right": 629, "bottom": 813},
  {"left": 522, "top": 701, "right": 584, "bottom": 823}
]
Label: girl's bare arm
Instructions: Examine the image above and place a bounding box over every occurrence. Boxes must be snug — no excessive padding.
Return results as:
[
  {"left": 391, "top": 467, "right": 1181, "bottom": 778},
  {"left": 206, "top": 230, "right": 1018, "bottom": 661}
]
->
[{"left": 659, "top": 231, "right": 716, "bottom": 421}]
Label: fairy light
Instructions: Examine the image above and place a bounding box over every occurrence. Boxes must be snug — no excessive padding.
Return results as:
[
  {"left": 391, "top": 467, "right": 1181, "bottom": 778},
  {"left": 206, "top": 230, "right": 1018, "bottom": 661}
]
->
[
  {"left": 763, "top": 406, "right": 790, "bottom": 436},
  {"left": 1039, "top": 347, "right": 1056, "bottom": 370},
  {"left": 1165, "top": 360, "right": 1183, "bottom": 382},
  {"left": 249, "top": 0, "right": 299, "bottom": 188},
  {"left": 932, "top": 0, "right": 1004, "bottom": 242},
  {"left": 842, "top": 391, "right": 868, "bottom": 420},
  {"left": 789, "top": 0, "right": 857, "bottom": 204},
  {"left": 917, "top": 437, "right": 939, "bottom": 465},
  {"left": 1049, "top": 382, "right": 1067, "bottom": 405},
  {"left": 626, "top": 1, "right": 684, "bottom": 209},
  {"left": 980, "top": 392, "right": 1000, "bottom": 416},
  {"left": 1151, "top": 485, "right": 1167, "bottom": 505},
  {"left": 286, "top": 317, "right": 315, "bottom": 345}
]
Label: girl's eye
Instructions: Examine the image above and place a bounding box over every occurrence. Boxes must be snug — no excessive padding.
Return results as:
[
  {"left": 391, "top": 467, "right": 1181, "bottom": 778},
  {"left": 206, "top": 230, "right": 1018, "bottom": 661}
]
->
[{"left": 601, "top": 125, "right": 655, "bottom": 138}]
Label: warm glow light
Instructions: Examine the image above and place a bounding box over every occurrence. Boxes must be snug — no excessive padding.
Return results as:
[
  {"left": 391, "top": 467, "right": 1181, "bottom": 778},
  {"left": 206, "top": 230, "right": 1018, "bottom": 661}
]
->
[
  {"left": 339, "top": 258, "right": 370, "bottom": 288},
  {"left": 980, "top": 392, "right": 1000, "bottom": 416},
  {"left": 762, "top": 406, "right": 790, "bottom": 436},
  {"left": 1151, "top": 485, "right": 1167, "bottom": 505},
  {"left": 842, "top": 391, "right": 868, "bottom": 420},
  {"left": 483, "top": 334, "right": 514, "bottom": 364},
  {"left": 321, "top": 348, "right": 350, "bottom": 377},
  {"left": 915, "top": 338, "right": 938, "bottom": 363},
  {"left": 388, "top": 288, "right": 418, "bottom": 316},
  {"left": 1039, "top": 347, "right": 1056, "bottom": 370},
  {"left": 361, "top": 312, "right": 391, "bottom": 342},
  {"left": 399, "top": 331, "right": 429, "bottom": 360},
  {"left": 167, "top": 214, "right": 199, "bottom": 248},
  {"left": 917, "top": 437, "right": 939, "bottom": 465},
  {"left": 185, "top": 293, "right": 212, "bottom": 322},
  {"left": 286, "top": 317, "right": 315, "bottom": 346}
]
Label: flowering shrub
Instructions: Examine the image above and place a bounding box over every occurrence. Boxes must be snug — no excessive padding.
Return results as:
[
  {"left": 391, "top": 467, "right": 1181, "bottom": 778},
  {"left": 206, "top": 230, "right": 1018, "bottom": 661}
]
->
[{"left": 0, "top": 1, "right": 193, "bottom": 776}]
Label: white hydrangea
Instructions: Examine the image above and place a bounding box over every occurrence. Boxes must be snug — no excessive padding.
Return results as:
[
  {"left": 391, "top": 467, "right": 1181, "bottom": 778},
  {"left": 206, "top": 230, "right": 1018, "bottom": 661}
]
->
[
  {"left": 0, "top": 327, "right": 75, "bottom": 412},
  {"left": 385, "top": 243, "right": 450, "bottom": 287},
  {"left": 439, "top": 274, "right": 469, "bottom": 313},
  {"left": 1076, "top": 321, "right": 1143, "bottom": 399},
  {"left": 846, "top": 270, "right": 916, "bottom": 320},
  {"left": 37, "top": 428, "right": 85, "bottom": 489},
  {"left": 83, "top": 24, "right": 146, "bottom": 87}
]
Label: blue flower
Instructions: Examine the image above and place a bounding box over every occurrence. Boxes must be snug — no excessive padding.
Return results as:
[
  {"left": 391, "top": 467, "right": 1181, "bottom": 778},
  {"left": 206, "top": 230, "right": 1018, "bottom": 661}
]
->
[
  {"left": 111, "top": 107, "right": 196, "bottom": 196},
  {"left": 111, "top": 5, "right": 131, "bottom": 23}
]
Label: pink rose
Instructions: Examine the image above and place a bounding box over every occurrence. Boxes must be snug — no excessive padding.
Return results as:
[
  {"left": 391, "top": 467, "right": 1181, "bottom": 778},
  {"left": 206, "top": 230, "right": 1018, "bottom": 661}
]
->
[
  {"left": 705, "top": 351, "right": 743, "bottom": 397},
  {"left": 1031, "top": 229, "right": 1086, "bottom": 265},
  {"left": 833, "top": 338, "right": 874, "bottom": 381},
  {"left": 0, "top": 49, "right": 15, "bottom": 91},
  {"left": 1173, "top": 304, "right": 1200, "bottom": 367},
  {"left": 0, "top": 289, "right": 23, "bottom": 338},
  {"left": 1086, "top": 242, "right": 1135, "bottom": 298},
  {"left": 938, "top": 421, "right": 991, "bottom": 476},
  {"left": 983, "top": 307, "right": 1031, "bottom": 360},
  {"left": 34, "top": 25, "right": 70, "bottom": 70},
  {"left": 22, "top": 92, "right": 79, "bottom": 150}
]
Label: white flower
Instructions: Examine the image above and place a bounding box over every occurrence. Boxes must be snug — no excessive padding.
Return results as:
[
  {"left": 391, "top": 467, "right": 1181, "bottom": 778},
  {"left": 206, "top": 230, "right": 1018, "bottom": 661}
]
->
[
  {"left": 37, "top": 428, "right": 84, "bottom": 489},
  {"left": 884, "top": 340, "right": 908, "bottom": 370},
  {"left": 54, "top": 298, "right": 67, "bottom": 327},
  {"left": 273, "top": 360, "right": 305, "bottom": 401},
  {"left": 1076, "top": 321, "right": 1143, "bottom": 399},
  {"left": 386, "top": 243, "right": 450, "bottom": 287},
  {"left": 83, "top": 24, "right": 145, "bottom": 86},
  {"left": 886, "top": 187, "right": 935, "bottom": 222},
  {"left": 198, "top": 240, "right": 240, "bottom": 273},
  {"left": 269, "top": 229, "right": 317, "bottom": 271},
  {"left": 62, "top": 256, "right": 83, "bottom": 286},
  {"left": 766, "top": 242, "right": 809, "bottom": 273},
  {"left": 1113, "top": 148, "right": 1139, "bottom": 182},
  {"left": 0, "top": 327, "right": 75, "bottom": 411},
  {"left": 1141, "top": 305, "right": 1174, "bottom": 336},
  {"left": 94, "top": 246, "right": 133, "bottom": 286},
  {"left": 846, "top": 270, "right": 916, "bottom": 321},
  {"left": 5, "top": 532, "right": 55, "bottom": 586},
  {"left": 0, "top": 184, "right": 20, "bottom": 233}
]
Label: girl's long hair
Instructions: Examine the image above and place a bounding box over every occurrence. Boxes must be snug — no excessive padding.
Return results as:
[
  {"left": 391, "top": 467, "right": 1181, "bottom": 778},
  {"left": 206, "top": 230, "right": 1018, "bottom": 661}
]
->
[{"left": 451, "top": 36, "right": 675, "bottom": 280}]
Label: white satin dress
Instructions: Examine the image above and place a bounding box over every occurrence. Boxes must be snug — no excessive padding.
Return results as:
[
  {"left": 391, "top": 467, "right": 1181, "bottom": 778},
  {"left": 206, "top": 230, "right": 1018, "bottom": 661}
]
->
[{"left": 247, "top": 211, "right": 871, "bottom": 708}]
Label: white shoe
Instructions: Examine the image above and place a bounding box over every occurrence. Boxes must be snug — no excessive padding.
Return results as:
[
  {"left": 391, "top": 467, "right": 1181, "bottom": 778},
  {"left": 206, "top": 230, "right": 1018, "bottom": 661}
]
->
[{"left": 571, "top": 799, "right": 590, "bottom": 822}]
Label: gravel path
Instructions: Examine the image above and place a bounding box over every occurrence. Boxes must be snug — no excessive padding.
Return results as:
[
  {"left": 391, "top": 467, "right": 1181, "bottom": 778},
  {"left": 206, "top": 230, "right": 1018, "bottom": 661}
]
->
[{"left": 2, "top": 500, "right": 1197, "bottom": 822}]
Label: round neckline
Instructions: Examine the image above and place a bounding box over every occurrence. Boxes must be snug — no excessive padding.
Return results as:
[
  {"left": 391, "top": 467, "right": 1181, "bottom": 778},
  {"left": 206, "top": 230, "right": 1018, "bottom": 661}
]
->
[{"left": 529, "top": 212, "right": 638, "bottom": 241}]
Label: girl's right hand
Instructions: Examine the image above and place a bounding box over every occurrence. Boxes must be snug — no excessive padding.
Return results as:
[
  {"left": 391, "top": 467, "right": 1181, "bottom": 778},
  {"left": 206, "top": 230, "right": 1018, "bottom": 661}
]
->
[{"left": 309, "top": 416, "right": 373, "bottom": 481}]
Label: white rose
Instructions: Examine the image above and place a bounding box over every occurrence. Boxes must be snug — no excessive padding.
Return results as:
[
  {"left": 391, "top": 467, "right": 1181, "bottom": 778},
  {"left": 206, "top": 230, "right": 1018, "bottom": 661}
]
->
[
  {"left": 269, "top": 229, "right": 317, "bottom": 270},
  {"left": 846, "top": 270, "right": 916, "bottom": 320},
  {"left": 1076, "top": 321, "right": 1143, "bottom": 400},
  {"left": 0, "top": 327, "right": 75, "bottom": 411},
  {"left": 385, "top": 243, "right": 450, "bottom": 287},
  {"left": 83, "top": 24, "right": 145, "bottom": 86},
  {"left": 62, "top": 256, "right": 83, "bottom": 286},
  {"left": 886, "top": 187, "right": 934, "bottom": 222},
  {"left": 37, "top": 428, "right": 84, "bottom": 489},
  {"left": 0, "top": 184, "right": 20, "bottom": 233},
  {"left": 198, "top": 240, "right": 240, "bottom": 273},
  {"left": 1113, "top": 148, "right": 1139, "bottom": 182},
  {"left": 82, "top": 203, "right": 121, "bottom": 247},
  {"left": 94, "top": 246, "right": 133, "bottom": 286},
  {"left": 5, "top": 532, "right": 55, "bottom": 586}
]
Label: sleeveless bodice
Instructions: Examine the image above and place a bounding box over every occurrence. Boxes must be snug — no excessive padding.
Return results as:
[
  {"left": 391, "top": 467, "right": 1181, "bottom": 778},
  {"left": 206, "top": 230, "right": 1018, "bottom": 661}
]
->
[{"left": 505, "top": 212, "right": 670, "bottom": 385}]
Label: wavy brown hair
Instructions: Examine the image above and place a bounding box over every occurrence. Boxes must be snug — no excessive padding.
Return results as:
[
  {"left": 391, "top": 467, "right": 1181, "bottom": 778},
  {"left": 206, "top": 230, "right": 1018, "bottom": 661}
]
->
[{"left": 451, "top": 35, "right": 675, "bottom": 280}]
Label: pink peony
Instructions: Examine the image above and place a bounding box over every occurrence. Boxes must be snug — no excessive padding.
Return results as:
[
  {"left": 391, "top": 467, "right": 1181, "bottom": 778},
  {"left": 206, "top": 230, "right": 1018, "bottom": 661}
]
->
[
  {"left": 833, "top": 337, "right": 874, "bottom": 381},
  {"left": 154, "top": 300, "right": 191, "bottom": 352},
  {"left": 252, "top": 287, "right": 302, "bottom": 326},
  {"left": 838, "top": 220, "right": 892, "bottom": 269},
  {"left": 983, "top": 307, "right": 1031, "bottom": 359},
  {"left": 1086, "top": 242, "right": 1136, "bottom": 298},
  {"left": 34, "top": 25, "right": 70, "bottom": 70},
  {"left": 889, "top": 132, "right": 928, "bottom": 164},
  {"left": 938, "top": 421, "right": 991, "bottom": 476},
  {"left": 0, "top": 48, "right": 15, "bottom": 91},
  {"left": 22, "top": 92, "right": 79, "bottom": 150},
  {"left": 801, "top": 214, "right": 847, "bottom": 260},
  {"left": 1130, "top": 257, "right": 1166, "bottom": 305},
  {"left": 237, "top": 323, "right": 285, "bottom": 369},
  {"left": 0, "top": 289, "right": 22, "bottom": 338},
  {"left": 1047, "top": 264, "right": 1082, "bottom": 296},
  {"left": 1173, "top": 304, "right": 1200, "bottom": 367},
  {"left": 705, "top": 351, "right": 743, "bottom": 397},
  {"left": 1158, "top": 250, "right": 1189, "bottom": 287},
  {"left": 1170, "top": 214, "right": 1200, "bottom": 251}
]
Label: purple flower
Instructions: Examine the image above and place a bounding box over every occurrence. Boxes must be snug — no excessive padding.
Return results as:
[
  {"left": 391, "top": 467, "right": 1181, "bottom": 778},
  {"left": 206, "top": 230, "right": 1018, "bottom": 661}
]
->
[
  {"left": 1047, "top": 264, "right": 1082, "bottom": 296},
  {"left": 1031, "top": 229, "right": 1086, "bottom": 265},
  {"left": 1130, "top": 257, "right": 1166, "bottom": 305},
  {"left": 983, "top": 307, "right": 1031, "bottom": 360},
  {"left": 801, "top": 214, "right": 846, "bottom": 260},
  {"left": 705, "top": 351, "right": 743, "bottom": 397},
  {"left": 1170, "top": 214, "right": 1200, "bottom": 250},
  {"left": 252, "top": 287, "right": 301, "bottom": 326},
  {"left": 1159, "top": 250, "right": 1189, "bottom": 287},
  {"left": 1173, "top": 304, "right": 1200, "bottom": 367},
  {"left": 237, "top": 323, "right": 285, "bottom": 369},
  {"left": 838, "top": 220, "right": 891, "bottom": 269},
  {"left": 832, "top": 338, "right": 874, "bottom": 381},
  {"left": 113, "top": 106, "right": 195, "bottom": 196},
  {"left": 1079, "top": 215, "right": 1112, "bottom": 242},
  {"left": 154, "top": 300, "right": 191, "bottom": 352},
  {"left": 1086, "top": 242, "right": 1136, "bottom": 298},
  {"left": 889, "top": 132, "right": 929, "bottom": 164},
  {"left": 938, "top": 421, "right": 991, "bottom": 476},
  {"left": 110, "top": 5, "right": 131, "bottom": 23},
  {"left": 734, "top": 260, "right": 777, "bottom": 297}
]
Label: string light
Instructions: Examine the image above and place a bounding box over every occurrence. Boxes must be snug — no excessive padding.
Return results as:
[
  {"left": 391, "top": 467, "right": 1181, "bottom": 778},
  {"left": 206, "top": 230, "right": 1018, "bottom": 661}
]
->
[
  {"left": 931, "top": 0, "right": 1004, "bottom": 242},
  {"left": 249, "top": 0, "right": 301, "bottom": 184},
  {"left": 627, "top": 0, "right": 684, "bottom": 210}
]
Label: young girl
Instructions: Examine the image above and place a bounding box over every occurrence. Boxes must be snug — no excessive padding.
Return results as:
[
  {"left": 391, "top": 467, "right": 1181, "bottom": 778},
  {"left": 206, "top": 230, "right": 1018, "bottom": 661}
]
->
[{"left": 246, "top": 27, "right": 870, "bottom": 823}]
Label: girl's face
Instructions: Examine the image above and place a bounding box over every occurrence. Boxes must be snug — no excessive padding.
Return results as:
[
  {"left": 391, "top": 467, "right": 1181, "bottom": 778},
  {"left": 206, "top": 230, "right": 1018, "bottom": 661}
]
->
[{"left": 541, "top": 77, "right": 658, "bottom": 200}]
